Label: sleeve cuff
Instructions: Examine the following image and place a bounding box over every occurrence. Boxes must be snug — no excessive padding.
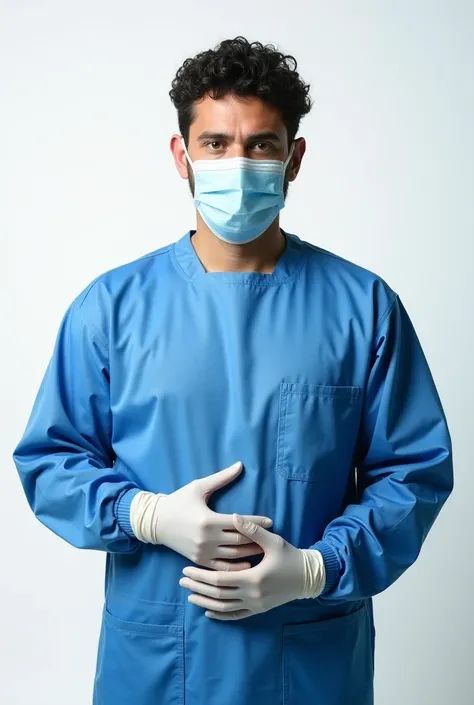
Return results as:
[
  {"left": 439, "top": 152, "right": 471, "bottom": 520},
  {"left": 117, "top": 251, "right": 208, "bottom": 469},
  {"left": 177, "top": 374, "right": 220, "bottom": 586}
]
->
[
  {"left": 114, "top": 487, "right": 143, "bottom": 538},
  {"left": 309, "top": 539, "right": 342, "bottom": 596}
]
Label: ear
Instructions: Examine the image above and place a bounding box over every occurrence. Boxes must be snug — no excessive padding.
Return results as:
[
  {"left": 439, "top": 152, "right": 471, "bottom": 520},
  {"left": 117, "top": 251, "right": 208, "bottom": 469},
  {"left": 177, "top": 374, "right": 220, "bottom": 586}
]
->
[
  {"left": 171, "top": 133, "right": 191, "bottom": 179},
  {"left": 287, "top": 136, "right": 306, "bottom": 181}
]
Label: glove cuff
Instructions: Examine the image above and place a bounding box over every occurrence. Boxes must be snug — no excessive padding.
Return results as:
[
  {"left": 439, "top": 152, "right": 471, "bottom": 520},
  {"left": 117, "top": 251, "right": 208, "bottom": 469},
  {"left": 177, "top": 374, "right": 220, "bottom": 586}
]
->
[
  {"left": 130, "top": 491, "right": 167, "bottom": 544},
  {"left": 299, "top": 549, "right": 326, "bottom": 598}
]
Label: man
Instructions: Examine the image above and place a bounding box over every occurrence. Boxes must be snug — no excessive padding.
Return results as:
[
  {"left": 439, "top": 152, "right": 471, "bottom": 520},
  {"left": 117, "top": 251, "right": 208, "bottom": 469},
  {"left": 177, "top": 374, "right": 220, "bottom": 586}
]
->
[{"left": 13, "top": 36, "right": 453, "bottom": 705}]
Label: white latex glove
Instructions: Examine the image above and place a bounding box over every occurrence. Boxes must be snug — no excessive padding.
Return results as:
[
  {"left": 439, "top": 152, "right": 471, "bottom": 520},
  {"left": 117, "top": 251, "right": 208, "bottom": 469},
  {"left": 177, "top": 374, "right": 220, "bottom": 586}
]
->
[
  {"left": 130, "top": 462, "right": 274, "bottom": 571},
  {"left": 179, "top": 513, "right": 326, "bottom": 620}
]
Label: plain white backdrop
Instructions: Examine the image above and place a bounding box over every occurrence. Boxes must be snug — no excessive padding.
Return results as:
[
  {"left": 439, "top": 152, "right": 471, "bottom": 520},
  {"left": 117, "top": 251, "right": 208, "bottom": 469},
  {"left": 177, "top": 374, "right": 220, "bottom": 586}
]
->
[{"left": 2, "top": 1, "right": 472, "bottom": 703}]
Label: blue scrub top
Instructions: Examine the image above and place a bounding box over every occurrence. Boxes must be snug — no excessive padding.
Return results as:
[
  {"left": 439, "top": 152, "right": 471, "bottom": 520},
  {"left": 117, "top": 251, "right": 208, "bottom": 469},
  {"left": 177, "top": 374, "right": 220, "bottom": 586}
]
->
[{"left": 13, "top": 229, "right": 453, "bottom": 705}]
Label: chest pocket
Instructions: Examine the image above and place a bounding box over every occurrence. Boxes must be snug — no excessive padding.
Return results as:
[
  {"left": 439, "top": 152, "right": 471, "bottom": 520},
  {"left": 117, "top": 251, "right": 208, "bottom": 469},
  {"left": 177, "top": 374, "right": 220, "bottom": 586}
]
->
[{"left": 276, "top": 382, "right": 361, "bottom": 482}]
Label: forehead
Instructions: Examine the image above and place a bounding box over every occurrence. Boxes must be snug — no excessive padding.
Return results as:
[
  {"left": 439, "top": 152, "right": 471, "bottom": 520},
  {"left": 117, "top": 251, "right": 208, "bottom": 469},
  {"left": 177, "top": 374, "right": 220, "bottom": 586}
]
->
[{"left": 189, "top": 93, "right": 286, "bottom": 140}]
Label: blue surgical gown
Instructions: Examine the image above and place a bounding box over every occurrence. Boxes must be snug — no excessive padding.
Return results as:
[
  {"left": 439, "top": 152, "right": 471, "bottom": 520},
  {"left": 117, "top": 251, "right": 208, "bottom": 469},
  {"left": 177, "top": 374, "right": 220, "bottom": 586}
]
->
[{"left": 12, "top": 229, "right": 453, "bottom": 705}]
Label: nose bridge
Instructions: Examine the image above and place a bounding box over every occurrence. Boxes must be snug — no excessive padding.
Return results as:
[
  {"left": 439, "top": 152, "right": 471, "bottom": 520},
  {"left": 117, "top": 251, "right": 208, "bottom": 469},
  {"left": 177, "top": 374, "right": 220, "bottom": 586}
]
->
[{"left": 230, "top": 141, "right": 247, "bottom": 159}]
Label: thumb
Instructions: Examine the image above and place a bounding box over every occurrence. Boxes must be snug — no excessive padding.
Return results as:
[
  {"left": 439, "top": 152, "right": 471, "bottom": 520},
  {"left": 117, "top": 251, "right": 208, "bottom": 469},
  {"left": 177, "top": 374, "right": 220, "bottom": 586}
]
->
[
  {"left": 232, "top": 513, "right": 273, "bottom": 549},
  {"left": 199, "top": 461, "right": 243, "bottom": 495}
]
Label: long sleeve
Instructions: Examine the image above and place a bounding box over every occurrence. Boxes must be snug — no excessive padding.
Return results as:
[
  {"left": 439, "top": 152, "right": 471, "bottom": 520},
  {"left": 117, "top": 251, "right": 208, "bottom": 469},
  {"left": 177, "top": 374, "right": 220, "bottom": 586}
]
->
[
  {"left": 311, "top": 293, "right": 454, "bottom": 603},
  {"left": 12, "top": 296, "right": 142, "bottom": 553}
]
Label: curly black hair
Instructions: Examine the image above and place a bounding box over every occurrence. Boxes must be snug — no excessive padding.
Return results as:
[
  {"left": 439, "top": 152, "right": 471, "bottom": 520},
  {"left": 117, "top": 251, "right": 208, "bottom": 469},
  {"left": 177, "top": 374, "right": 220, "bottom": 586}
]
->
[{"left": 169, "top": 36, "right": 313, "bottom": 149}]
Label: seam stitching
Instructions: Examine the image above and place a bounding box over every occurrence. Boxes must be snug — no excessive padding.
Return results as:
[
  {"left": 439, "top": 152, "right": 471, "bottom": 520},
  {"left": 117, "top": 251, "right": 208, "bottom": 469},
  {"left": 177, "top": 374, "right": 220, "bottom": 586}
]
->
[
  {"left": 374, "top": 292, "right": 398, "bottom": 339},
  {"left": 73, "top": 299, "right": 109, "bottom": 351}
]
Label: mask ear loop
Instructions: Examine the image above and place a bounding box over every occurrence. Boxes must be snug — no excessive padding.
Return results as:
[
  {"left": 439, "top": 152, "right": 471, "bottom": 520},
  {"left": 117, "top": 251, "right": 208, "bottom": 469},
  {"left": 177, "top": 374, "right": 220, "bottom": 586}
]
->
[
  {"left": 181, "top": 137, "right": 195, "bottom": 174},
  {"left": 283, "top": 141, "right": 295, "bottom": 171}
]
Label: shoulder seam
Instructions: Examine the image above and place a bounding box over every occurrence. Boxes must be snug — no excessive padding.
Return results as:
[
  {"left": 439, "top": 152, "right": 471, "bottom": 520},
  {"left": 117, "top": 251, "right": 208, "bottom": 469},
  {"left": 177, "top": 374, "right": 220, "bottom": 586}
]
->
[
  {"left": 77, "top": 247, "right": 173, "bottom": 308},
  {"left": 304, "top": 243, "right": 398, "bottom": 336},
  {"left": 305, "top": 241, "right": 390, "bottom": 282},
  {"left": 73, "top": 246, "right": 174, "bottom": 350},
  {"left": 72, "top": 298, "right": 109, "bottom": 351},
  {"left": 135, "top": 246, "right": 172, "bottom": 263},
  {"left": 305, "top": 242, "right": 353, "bottom": 267},
  {"left": 374, "top": 292, "right": 398, "bottom": 338}
]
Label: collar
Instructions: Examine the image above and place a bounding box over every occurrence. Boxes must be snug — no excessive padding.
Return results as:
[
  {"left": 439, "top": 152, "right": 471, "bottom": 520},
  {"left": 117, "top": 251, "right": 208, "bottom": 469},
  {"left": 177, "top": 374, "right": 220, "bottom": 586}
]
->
[{"left": 172, "top": 228, "right": 306, "bottom": 286}]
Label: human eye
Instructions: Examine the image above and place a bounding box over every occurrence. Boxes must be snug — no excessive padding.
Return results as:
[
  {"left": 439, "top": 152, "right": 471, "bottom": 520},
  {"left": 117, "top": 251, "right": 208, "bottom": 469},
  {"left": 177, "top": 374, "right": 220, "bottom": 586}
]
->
[
  {"left": 251, "top": 142, "right": 275, "bottom": 154},
  {"left": 204, "top": 140, "right": 225, "bottom": 152}
]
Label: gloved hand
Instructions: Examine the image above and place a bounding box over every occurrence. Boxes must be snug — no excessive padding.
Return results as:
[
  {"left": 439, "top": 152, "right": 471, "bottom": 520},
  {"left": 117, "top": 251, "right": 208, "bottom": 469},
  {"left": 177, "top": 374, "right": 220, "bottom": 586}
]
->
[
  {"left": 179, "top": 513, "right": 326, "bottom": 620},
  {"left": 130, "top": 462, "right": 274, "bottom": 571}
]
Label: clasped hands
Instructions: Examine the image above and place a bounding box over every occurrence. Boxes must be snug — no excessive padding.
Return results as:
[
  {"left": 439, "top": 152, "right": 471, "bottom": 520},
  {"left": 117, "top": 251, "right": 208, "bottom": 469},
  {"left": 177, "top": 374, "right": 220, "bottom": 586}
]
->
[
  {"left": 170, "top": 460, "right": 324, "bottom": 620},
  {"left": 180, "top": 509, "right": 313, "bottom": 621},
  {"left": 131, "top": 460, "right": 325, "bottom": 621}
]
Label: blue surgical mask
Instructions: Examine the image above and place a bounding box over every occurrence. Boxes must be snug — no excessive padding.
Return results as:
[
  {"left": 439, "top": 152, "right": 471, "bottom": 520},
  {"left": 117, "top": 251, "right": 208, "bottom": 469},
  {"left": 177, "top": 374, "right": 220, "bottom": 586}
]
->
[{"left": 181, "top": 137, "right": 295, "bottom": 245}]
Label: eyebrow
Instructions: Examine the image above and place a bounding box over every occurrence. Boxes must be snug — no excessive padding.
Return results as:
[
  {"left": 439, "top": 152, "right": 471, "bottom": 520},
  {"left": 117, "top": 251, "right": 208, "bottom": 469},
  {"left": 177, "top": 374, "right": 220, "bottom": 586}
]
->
[{"left": 196, "top": 130, "right": 282, "bottom": 144}]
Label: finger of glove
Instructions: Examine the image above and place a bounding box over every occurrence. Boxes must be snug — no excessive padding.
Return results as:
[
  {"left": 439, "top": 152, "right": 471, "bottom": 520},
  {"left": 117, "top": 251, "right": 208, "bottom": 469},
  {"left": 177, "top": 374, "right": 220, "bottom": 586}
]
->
[
  {"left": 205, "top": 559, "right": 252, "bottom": 572},
  {"left": 179, "top": 576, "right": 238, "bottom": 600},
  {"left": 188, "top": 593, "right": 244, "bottom": 613},
  {"left": 198, "top": 462, "right": 242, "bottom": 495},
  {"left": 215, "top": 544, "right": 264, "bottom": 559},
  {"left": 219, "top": 530, "right": 262, "bottom": 546},
  {"left": 212, "top": 514, "right": 273, "bottom": 531},
  {"left": 204, "top": 609, "right": 253, "bottom": 621}
]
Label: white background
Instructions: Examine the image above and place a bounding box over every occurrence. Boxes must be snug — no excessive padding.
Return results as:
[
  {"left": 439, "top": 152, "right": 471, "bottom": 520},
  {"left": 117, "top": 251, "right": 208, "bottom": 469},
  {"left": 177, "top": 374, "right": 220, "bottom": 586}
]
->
[{"left": 2, "top": 1, "right": 472, "bottom": 703}]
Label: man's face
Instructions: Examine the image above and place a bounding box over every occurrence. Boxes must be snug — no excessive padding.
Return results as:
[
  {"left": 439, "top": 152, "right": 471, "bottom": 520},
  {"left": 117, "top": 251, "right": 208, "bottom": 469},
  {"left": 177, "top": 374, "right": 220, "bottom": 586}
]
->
[{"left": 183, "top": 93, "right": 298, "bottom": 200}]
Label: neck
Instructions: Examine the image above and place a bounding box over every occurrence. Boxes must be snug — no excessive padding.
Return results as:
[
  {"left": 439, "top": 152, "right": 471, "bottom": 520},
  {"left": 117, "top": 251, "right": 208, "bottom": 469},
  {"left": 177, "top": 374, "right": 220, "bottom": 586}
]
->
[{"left": 190, "top": 216, "right": 286, "bottom": 274}]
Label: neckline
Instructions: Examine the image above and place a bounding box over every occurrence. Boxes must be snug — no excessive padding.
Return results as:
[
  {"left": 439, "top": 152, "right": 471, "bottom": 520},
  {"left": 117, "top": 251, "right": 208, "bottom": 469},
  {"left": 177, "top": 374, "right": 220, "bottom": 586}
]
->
[{"left": 172, "top": 228, "right": 306, "bottom": 286}]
